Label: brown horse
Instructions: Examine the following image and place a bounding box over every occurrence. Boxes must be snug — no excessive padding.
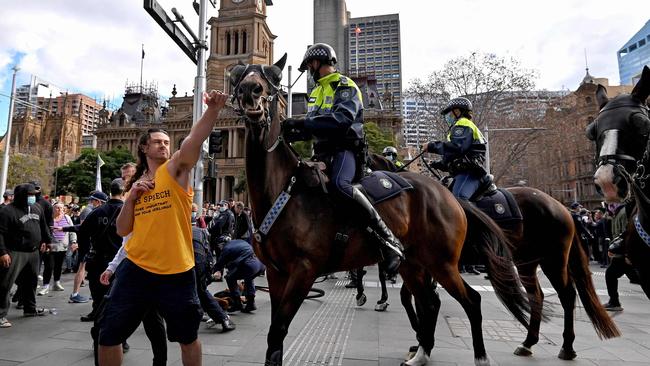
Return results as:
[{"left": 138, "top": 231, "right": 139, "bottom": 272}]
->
[
  {"left": 231, "top": 55, "right": 529, "bottom": 366},
  {"left": 589, "top": 65, "right": 650, "bottom": 299},
  {"left": 371, "top": 155, "right": 620, "bottom": 360}
]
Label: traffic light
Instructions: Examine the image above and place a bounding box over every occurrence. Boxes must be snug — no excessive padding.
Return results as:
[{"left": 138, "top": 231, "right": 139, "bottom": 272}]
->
[{"left": 208, "top": 130, "right": 223, "bottom": 154}]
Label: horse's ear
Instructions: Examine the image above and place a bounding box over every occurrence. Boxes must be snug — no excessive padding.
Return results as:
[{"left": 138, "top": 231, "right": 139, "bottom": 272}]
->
[
  {"left": 274, "top": 53, "right": 287, "bottom": 72},
  {"left": 631, "top": 65, "right": 650, "bottom": 104},
  {"left": 595, "top": 84, "right": 609, "bottom": 110},
  {"left": 264, "top": 53, "right": 287, "bottom": 87},
  {"left": 229, "top": 64, "right": 246, "bottom": 87}
]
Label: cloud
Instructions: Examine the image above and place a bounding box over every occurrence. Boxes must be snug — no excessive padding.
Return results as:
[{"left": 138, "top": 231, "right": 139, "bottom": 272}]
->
[{"left": 1, "top": 0, "right": 648, "bottom": 134}]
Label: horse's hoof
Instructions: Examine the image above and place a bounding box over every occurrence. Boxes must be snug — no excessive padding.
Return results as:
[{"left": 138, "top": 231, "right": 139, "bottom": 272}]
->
[
  {"left": 558, "top": 348, "right": 577, "bottom": 360},
  {"left": 474, "top": 356, "right": 490, "bottom": 366},
  {"left": 356, "top": 293, "right": 367, "bottom": 306},
  {"left": 402, "top": 345, "right": 430, "bottom": 365},
  {"left": 374, "top": 302, "right": 389, "bottom": 311},
  {"left": 514, "top": 345, "right": 533, "bottom": 356}
]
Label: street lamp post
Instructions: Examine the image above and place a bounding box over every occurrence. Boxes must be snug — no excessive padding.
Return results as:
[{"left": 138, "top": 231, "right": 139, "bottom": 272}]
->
[
  {"left": 190, "top": 0, "right": 208, "bottom": 215},
  {"left": 0, "top": 65, "right": 19, "bottom": 196}
]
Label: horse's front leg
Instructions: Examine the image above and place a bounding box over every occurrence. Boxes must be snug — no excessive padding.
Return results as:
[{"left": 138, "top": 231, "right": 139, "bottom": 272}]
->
[{"left": 265, "top": 258, "right": 318, "bottom": 366}]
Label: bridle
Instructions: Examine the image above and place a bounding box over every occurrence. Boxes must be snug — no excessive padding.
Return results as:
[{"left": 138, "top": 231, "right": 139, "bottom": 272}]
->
[
  {"left": 231, "top": 65, "right": 283, "bottom": 152},
  {"left": 594, "top": 100, "right": 650, "bottom": 191}
]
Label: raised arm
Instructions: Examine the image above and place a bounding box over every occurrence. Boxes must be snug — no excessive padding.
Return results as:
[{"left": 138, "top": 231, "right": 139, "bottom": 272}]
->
[{"left": 167, "top": 91, "right": 228, "bottom": 189}]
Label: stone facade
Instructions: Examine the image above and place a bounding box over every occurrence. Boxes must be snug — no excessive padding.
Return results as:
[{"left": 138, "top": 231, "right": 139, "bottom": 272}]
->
[{"left": 0, "top": 103, "right": 82, "bottom": 168}]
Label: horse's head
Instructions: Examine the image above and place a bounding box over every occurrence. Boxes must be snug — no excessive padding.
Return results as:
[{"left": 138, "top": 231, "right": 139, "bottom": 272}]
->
[
  {"left": 229, "top": 53, "right": 287, "bottom": 128},
  {"left": 590, "top": 66, "right": 650, "bottom": 203}
]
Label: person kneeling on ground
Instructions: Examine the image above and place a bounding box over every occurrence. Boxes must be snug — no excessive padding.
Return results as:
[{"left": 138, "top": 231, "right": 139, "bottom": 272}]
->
[{"left": 212, "top": 239, "right": 265, "bottom": 313}]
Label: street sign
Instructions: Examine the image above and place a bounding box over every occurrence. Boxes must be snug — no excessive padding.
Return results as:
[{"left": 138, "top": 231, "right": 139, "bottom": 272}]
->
[{"left": 143, "top": 0, "right": 197, "bottom": 64}]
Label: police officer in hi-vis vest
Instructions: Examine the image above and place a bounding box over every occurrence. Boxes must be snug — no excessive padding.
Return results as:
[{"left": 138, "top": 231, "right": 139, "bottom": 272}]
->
[
  {"left": 281, "top": 43, "right": 403, "bottom": 276},
  {"left": 425, "top": 97, "right": 487, "bottom": 200}
]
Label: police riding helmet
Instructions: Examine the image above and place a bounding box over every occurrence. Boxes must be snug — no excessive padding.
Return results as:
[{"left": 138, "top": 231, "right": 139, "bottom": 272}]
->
[
  {"left": 382, "top": 146, "right": 398, "bottom": 157},
  {"left": 440, "top": 97, "right": 473, "bottom": 115},
  {"left": 298, "top": 43, "right": 338, "bottom": 72}
]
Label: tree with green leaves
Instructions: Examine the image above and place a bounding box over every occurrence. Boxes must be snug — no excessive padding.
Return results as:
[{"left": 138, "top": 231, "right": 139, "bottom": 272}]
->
[
  {"left": 364, "top": 122, "right": 396, "bottom": 155},
  {"left": 53, "top": 148, "right": 135, "bottom": 198},
  {"left": 0, "top": 152, "right": 52, "bottom": 194}
]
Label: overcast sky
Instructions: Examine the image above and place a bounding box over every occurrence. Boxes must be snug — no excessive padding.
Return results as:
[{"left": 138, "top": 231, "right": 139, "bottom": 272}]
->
[{"left": 1, "top": 0, "right": 648, "bottom": 134}]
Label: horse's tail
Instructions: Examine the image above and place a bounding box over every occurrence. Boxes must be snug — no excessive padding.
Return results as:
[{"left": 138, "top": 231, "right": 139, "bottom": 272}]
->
[
  {"left": 458, "top": 200, "right": 530, "bottom": 329},
  {"left": 569, "top": 232, "right": 621, "bottom": 339}
]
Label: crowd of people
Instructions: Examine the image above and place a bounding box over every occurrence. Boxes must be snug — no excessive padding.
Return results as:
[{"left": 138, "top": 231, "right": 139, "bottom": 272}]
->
[
  {"left": 569, "top": 201, "right": 640, "bottom": 312},
  {"left": 0, "top": 91, "right": 266, "bottom": 366}
]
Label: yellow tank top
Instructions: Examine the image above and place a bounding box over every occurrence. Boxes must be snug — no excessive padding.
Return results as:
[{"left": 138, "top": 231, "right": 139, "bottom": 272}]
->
[{"left": 125, "top": 160, "right": 194, "bottom": 274}]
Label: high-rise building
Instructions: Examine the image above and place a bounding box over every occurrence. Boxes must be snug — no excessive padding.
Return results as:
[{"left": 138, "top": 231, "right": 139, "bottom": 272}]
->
[
  {"left": 348, "top": 14, "right": 402, "bottom": 114},
  {"left": 401, "top": 94, "right": 445, "bottom": 147},
  {"left": 35, "top": 93, "right": 102, "bottom": 136},
  {"left": 617, "top": 19, "right": 650, "bottom": 85},
  {"left": 313, "top": 0, "right": 349, "bottom": 74},
  {"left": 14, "top": 75, "right": 64, "bottom": 118}
]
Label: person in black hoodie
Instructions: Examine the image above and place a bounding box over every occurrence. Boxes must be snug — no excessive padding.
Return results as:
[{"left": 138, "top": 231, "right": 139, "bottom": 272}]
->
[{"left": 0, "top": 183, "right": 52, "bottom": 328}]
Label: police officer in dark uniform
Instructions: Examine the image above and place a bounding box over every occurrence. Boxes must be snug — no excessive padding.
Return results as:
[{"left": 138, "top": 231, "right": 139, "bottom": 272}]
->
[
  {"left": 424, "top": 97, "right": 487, "bottom": 200},
  {"left": 282, "top": 43, "right": 403, "bottom": 275},
  {"left": 207, "top": 200, "right": 235, "bottom": 257},
  {"left": 80, "top": 179, "right": 126, "bottom": 322}
]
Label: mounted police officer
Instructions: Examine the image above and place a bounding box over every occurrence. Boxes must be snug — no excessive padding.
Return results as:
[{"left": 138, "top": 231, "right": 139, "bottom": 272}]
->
[
  {"left": 424, "top": 97, "right": 487, "bottom": 200},
  {"left": 382, "top": 146, "right": 404, "bottom": 168},
  {"left": 282, "top": 42, "right": 403, "bottom": 276}
]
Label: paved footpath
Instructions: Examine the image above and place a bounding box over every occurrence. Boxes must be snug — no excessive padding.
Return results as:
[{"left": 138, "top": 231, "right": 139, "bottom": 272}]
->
[{"left": 1, "top": 263, "right": 649, "bottom": 365}]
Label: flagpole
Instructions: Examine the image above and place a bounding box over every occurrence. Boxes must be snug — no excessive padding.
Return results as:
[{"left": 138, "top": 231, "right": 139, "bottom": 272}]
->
[
  {"left": 95, "top": 154, "right": 104, "bottom": 192},
  {"left": 140, "top": 44, "right": 144, "bottom": 93}
]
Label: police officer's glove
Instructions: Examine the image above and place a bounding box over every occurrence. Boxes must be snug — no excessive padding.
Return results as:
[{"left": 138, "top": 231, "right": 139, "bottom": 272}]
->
[
  {"left": 608, "top": 235, "right": 625, "bottom": 256},
  {"left": 424, "top": 141, "right": 444, "bottom": 154},
  {"left": 430, "top": 160, "right": 447, "bottom": 171},
  {"left": 282, "top": 118, "right": 311, "bottom": 143}
]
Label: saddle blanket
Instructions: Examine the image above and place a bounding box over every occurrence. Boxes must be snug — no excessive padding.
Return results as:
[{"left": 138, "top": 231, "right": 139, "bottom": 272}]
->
[
  {"left": 475, "top": 188, "right": 522, "bottom": 226},
  {"left": 358, "top": 171, "right": 413, "bottom": 204}
]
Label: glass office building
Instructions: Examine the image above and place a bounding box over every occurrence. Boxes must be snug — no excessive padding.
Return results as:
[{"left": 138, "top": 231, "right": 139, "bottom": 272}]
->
[{"left": 617, "top": 20, "right": 650, "bottom": 85}]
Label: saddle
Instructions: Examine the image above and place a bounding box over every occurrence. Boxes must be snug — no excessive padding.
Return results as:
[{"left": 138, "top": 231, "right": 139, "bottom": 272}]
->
[
  {"left": 468, "top": 174, "right": 522, "bottom": 228},
  {"left": 298, "top": 160, "right": 413, "bottom": 203}
]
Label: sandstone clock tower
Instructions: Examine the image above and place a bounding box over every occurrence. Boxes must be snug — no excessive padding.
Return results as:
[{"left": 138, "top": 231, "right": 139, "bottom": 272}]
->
[{"left": 206, "top": 0, "right": 276, "bottom": 92}]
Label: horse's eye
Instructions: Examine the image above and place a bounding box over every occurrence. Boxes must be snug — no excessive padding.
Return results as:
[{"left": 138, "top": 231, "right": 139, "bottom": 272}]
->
[{"left": 254, "top": 85, "right": 263, "bottom": 94}]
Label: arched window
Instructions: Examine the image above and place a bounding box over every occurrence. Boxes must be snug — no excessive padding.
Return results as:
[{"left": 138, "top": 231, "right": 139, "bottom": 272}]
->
[
  {"left": 178, "top": 136, "right": 185, "bottom": 150},
  {"left": 52, "top": 137, "right": 59, "bottom": 152},
  {"left": 226, "top": 31, "right": 231, "bottom": 55},
  {"left": 242, "top": 31, "right": 247, "bottom": 53}
]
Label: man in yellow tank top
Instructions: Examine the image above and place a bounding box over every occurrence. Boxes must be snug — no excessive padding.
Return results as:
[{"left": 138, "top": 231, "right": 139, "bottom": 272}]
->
[{"left": 98, "top": 91, "right": 228, "bottom": 366}]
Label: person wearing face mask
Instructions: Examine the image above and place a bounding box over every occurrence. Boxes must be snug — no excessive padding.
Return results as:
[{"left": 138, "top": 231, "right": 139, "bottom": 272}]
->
[
  {"left": 191, "top": 203, "right": 206, "bottom": 229},
  {"left": 280, "top": 42, "right": 404, "bottom": 277},
  {"left": 423, "top": 97, "right": 487, "bottom": 200},
  {"left": 0, "top": 183, "right": 52, "bottom": 328},
  {"left": 382, "top": 146, "right": 404, "bottom": 168},
  {"left": 207, "top": 200, "right": 235, "bottom": 258}
]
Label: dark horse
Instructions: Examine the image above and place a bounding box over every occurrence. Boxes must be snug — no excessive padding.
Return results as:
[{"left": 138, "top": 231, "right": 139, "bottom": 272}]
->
[
  {"left": 589, "top": 65, "right": 650, "bottom": 299},
  {"left": 232, "top": 54, "right": 530, "bottom": 366},
  {"left": 371, "top": 156, "right": 621, "bottom": 360}
]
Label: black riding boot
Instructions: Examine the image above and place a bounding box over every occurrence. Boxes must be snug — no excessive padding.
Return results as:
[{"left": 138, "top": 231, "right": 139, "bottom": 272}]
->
[
  {"left": 351, "top": 187, "right": 404, "bottom": 277},
  {"left": 242, "top": 295, "right": 257, "bottom": 313}
]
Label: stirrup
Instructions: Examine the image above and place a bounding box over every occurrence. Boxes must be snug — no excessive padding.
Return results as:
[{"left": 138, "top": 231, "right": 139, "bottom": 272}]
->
[{"left": 367, "top": 227, "right": 405, "bottom": 259}]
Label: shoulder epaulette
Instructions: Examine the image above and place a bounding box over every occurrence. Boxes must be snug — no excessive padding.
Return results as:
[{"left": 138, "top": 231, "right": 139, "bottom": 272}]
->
[{"left": 339, "top": 76, "right": 349, "bottom": 85}]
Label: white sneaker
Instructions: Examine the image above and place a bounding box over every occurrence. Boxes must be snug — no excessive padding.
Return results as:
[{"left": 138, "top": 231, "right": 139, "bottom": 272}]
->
[
  {"left": 38, "top": 287, "right": 49, "bottom": 296},
  {"left": 53, "top": 282, "right": 65, "bottom": 291},
  {"left": 0, "top": 317, "right": 12, "bottom": 328}
]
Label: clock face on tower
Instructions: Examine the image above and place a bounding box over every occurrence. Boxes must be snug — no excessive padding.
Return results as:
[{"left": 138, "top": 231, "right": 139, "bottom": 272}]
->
[{"left": 257, "top": 0, "right": 263, "bottom": 10}]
